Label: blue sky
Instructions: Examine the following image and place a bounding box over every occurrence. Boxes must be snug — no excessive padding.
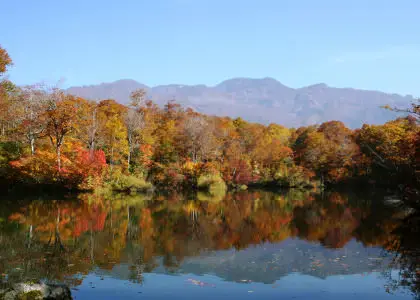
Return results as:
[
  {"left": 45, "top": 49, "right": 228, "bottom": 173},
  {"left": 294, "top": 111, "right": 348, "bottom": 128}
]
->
[{"left": 1, "top": 0, "right": 419, "bottom": 96}]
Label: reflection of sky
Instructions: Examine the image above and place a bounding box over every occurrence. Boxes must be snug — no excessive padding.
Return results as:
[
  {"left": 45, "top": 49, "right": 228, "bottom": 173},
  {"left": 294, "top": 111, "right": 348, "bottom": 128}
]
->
[{"left": 73, "top": 271, "right": 411, "bottom": 300}]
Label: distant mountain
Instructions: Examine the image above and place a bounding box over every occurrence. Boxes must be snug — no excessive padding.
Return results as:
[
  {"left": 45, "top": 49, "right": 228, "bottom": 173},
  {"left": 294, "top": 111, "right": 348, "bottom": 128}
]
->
[
  {"left": 66, "top": 79, "right": 147, "bottom": 102},
  {"left": 66, "top": 78, "right": 413, "bottom": 128}
]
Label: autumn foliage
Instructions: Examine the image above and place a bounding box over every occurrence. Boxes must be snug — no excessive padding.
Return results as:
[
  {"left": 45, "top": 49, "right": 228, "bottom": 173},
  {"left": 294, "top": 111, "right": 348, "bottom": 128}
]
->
[{"left": 0, "top": 46, "right": 418, "bottom": 190}]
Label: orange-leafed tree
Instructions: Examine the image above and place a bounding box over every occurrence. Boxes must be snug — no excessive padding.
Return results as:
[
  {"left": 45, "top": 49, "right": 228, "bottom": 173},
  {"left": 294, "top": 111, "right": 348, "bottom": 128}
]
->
[
  {"left": 296, "top": 121, "right": 360, "bottom": 184},
  {"left": 0, "top": 46, "right": 12, "bottom": 76},
  {"left": 0, "top": 46, "right": 14, "bottom": 138},
  {"left": 44, "top": 91, "right": 78, "bottom": 172},
  {"left": 358, "top": 118, "right": 418, "bottom": 172},
  {"left": 97, "top": 99, "right": 129, "bottom": 170}
]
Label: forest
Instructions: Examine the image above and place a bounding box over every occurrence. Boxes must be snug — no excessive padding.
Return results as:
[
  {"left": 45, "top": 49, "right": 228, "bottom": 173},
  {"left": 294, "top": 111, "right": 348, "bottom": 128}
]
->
[{"left": 0, "top": 46, "right": 419, "bottom": 193}]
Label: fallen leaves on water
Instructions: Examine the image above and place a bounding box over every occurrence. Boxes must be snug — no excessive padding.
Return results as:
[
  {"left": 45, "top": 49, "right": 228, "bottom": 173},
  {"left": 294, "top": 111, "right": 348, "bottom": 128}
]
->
[
  {"left": 186, "top": 278, "right": 215, "bottom": 287},
  {"left": 240, "top": 279, "right": 252, "bottom": 283},
  {"left": 310, "top": 259, "right": 324, "bottom": 268}
]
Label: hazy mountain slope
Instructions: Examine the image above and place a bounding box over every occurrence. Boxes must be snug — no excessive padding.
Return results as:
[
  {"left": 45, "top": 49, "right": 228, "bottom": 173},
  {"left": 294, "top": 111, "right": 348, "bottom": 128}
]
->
[
  {"left": 67, "top": 79, "right": 148, "bottom": 102},
  {"left": 66, "top": 78, "right": 413, "bottom": 128}
]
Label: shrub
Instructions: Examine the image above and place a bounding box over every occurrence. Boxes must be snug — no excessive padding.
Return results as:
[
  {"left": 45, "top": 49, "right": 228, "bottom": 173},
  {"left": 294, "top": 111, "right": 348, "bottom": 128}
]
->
[
  {"left": 197, "top": 173, "right": 227, "bottom": 194},
  {"left": 9, "top": 150, "right": 65, "bottom": 184},
  {"left": 239, "top": 184, "right": 248, "bottom": 190},
  {"left": 181, "top": 160, "right": 202, "bottom": 187},
  {"left": 0, "top": 142, "right": 21, "bottom": 167},
  {"left": 222, "top": 159, "right": 258, "bottom": 186},
  {"left": 72, "top": 148, "right": 107, "bottom": 190},
  {"left": 8, "top": 146, "right": 108, "bottom": 189},
  {"left": 149, "top": 163, "right": 186, "bottom": 190},
  {"left": 274, "top": 165, "right": 315, "bottom": 188},
  {"left": 110, "top": 174, "right": 152, "bottom": 193}
]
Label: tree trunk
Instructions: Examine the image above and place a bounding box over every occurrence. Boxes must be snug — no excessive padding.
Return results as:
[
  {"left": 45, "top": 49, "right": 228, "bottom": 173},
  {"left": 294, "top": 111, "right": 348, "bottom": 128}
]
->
[
  {"left": 30, "top": 138, "right": 35, "bottom": 155},
  {"left": 57, "top": 146, "right": 61, "bottom": 172},
  {"left": 28, "top": 224, "right": 33, "bottom": 249},
  {"left": 192, "top": 144, "right": 197, "bottom": 162},
  {"left": 110, "top": 144, "right": 114, "bottom": 174},
  {"left": 128, "top": 138, "right": 132, "bottom": 169},
  {"left": 89, "top": 140, "right": 95, "bottom": 160}
]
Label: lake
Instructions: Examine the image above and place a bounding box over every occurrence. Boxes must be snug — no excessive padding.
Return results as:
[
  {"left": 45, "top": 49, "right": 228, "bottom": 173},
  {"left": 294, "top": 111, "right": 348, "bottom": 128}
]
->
[{"left": 0, "top": 188, "right": 418, "bottom": 299}]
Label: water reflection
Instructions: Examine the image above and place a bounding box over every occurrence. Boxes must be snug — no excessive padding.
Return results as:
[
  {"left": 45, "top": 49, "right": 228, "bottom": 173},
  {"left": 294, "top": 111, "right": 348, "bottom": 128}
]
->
[{"left": 0, "top": 189, "right": 418, "bottom": 298}]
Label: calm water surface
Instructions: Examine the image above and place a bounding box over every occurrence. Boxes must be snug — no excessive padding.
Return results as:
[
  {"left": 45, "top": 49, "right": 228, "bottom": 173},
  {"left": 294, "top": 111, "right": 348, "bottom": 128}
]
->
[{"left": 0, "top": 189, "right": 418, "bottom": 299}]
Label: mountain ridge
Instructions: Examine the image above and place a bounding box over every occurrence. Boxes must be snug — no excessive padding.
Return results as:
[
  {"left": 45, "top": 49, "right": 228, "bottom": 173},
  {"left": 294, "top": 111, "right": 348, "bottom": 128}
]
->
[{"left": 66, "top": 77, "right": 412, "bottom": 128}]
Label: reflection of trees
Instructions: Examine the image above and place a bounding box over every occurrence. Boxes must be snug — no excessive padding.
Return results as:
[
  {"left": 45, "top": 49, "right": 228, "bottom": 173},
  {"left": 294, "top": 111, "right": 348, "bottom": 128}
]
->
[
  {"left": 383, "top": 191, "right": 420, "bottom": 299},
  {"left": 293, "top": 192, "right": 362, "bottom": 248},
  {"left": 0, "top": 189, "right": 412, "bottom": 291}
]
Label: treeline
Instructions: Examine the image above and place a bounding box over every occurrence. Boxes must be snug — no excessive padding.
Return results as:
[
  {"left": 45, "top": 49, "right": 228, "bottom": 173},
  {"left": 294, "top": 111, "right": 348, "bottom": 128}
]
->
[{"left": 0, "top": 46, "right": 419, "bottom": 192}]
